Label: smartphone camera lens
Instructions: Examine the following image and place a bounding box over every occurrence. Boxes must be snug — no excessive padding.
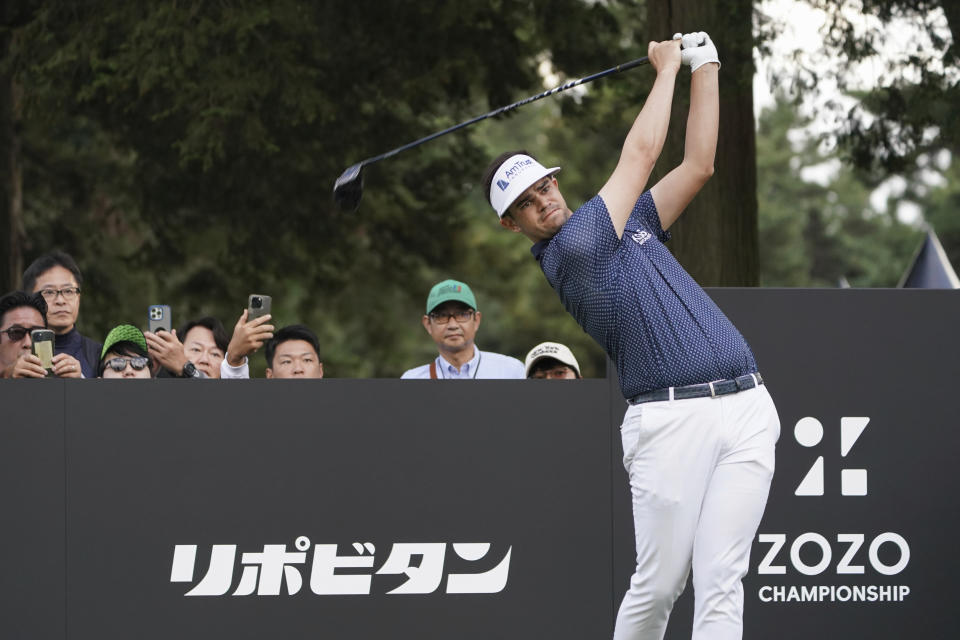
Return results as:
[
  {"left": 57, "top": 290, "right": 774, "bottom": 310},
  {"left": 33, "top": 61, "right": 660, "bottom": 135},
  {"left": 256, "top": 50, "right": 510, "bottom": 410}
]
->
[{"left": 251, "top": 297, "right": 262, "bottom": 309}]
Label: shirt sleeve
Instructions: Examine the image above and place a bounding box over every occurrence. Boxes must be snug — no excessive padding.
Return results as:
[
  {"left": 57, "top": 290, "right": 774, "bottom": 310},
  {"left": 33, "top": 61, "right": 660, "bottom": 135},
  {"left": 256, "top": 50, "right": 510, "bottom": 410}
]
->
[
  {"left": 220, "top": 354, "right": 250, "bottom": 379},
  {"left": 506, "top": 357, "right": 526, "bottom": 379},
  {"left": 634, "top": 190, "right": 671, "bottom": 242}
]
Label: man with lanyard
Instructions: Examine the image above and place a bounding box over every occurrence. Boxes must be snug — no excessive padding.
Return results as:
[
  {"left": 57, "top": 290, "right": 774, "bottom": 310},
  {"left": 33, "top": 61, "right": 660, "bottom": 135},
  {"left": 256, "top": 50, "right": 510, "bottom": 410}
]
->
[
  {"left": 401, "top": 279, "right": 524, "bottom": 379},
  {"left": 482, "top": 33, "right": 780, "bottom": 639}
]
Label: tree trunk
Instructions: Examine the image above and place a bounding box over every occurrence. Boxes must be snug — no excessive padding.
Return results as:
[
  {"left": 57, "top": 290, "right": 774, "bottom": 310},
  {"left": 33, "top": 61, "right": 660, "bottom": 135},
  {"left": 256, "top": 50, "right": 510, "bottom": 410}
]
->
[
  {"left": 941, "top": 0, "right": 959, "bottom": 62},
  {"left": 645, "top": 0, "right": 758, "bottom": 286},
  {"left": 0, "top": 18, "right": 24, "bottom": 292}
]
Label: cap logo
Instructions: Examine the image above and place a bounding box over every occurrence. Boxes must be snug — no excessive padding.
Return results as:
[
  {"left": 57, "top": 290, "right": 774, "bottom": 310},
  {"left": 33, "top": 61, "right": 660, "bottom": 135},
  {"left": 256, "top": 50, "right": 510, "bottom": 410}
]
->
[
  {"left": 502, "top": 158, "right": 534, "bottom": 180},
  {"left": 531, "top": 345, "right": 559, "bottom": 358},
  {"left": 496, "top": 179, "right": 510, "bottom": 191}
]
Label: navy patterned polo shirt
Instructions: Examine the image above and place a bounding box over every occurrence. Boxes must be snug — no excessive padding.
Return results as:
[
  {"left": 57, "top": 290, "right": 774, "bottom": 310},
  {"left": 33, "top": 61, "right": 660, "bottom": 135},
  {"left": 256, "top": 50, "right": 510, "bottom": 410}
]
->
[{"left": 531, "top": 191, "right": 758, "bottom": 399}]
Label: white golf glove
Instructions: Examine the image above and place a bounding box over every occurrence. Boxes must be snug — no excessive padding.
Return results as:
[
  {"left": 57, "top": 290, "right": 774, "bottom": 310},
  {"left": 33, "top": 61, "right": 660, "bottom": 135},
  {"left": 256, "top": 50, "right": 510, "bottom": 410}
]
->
[{"left": 672, "top": 31, "right": 720, "bottom": 72}]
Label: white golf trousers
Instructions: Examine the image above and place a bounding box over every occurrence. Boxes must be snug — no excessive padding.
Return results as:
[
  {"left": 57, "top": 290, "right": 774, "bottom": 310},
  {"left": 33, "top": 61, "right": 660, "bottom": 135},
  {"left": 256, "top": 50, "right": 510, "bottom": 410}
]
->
[{"left": 613, "top": 385, "right": 780, "bottom": 640}]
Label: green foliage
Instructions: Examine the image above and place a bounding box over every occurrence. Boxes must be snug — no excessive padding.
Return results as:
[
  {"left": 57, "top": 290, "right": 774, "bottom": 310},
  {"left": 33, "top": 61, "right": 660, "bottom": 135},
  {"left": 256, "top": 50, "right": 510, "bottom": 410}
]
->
[
  {"left": 758, "top": 0, "right": 959, "bottom": 281},
  {"left": 12, "top": 0, "right": 939, "bottom": 383},
  {"left": 888, "top": 153, "right": 960, "bottom": 271},
  {"left": 757, "top": 96, "right": 923, "bottom": 286},
  {"left": 6, "top": 0, "right": 630, "bottom": 378},
  {"left": 791, "top": 0, "right": 959, "bottom": 173}
]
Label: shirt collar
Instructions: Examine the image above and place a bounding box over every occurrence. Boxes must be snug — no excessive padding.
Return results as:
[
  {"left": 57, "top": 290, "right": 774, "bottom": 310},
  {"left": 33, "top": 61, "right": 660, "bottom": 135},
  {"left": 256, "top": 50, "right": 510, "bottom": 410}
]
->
[
  {"left": 531, "top": 239, "right": 549, "bottom": 261},
  {"left": 438, "top": 346, "right": 480, "bottom": 376},
  {"left": 55, "top": 327, "right": 80, "bottom": 347}
]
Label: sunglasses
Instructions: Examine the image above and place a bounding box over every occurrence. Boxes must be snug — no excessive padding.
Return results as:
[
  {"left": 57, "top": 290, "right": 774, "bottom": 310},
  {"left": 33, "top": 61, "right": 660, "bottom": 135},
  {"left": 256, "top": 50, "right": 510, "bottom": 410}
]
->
[
  {"left": 0, "top": 325, "right": 47, "bottom": 341},
  {"left": 103, "top": 356, "right": 150, "bottom": 372}
]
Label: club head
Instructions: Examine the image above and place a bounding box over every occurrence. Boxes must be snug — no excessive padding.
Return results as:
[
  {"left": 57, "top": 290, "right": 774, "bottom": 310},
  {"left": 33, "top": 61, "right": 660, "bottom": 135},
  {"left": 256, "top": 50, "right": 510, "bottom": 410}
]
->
[{"left": 333, "top": 163, "right": 364, "bottom": 212}]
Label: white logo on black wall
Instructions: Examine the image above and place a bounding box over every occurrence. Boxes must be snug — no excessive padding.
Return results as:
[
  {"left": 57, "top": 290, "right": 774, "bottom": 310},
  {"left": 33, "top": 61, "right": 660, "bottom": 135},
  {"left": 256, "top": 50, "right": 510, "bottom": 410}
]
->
[
  {"left": 755, "top": 416, "right": 911, "bottom": 604},
  {"left": 794, "top": 416, "right": 869, "bottom": 496},
  {"left": 170, "top": 537, "right": 512, "bottom": 597}
]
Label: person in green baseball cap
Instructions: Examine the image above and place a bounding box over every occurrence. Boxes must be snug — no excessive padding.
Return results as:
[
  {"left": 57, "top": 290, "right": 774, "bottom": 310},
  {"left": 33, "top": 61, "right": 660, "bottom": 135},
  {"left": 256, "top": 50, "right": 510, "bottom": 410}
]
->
[
  {"left": 98, "top": 324, "right": 153, "bottom": 379},
  {"left": 401, "top": 279, "right": 524, "bottom": 379}
]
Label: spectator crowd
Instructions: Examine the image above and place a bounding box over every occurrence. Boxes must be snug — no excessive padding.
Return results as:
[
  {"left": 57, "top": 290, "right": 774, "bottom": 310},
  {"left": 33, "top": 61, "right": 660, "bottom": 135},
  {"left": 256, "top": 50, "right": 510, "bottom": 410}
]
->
[{"left": 1, "top": 251, "right": 583, "bottom": 382}]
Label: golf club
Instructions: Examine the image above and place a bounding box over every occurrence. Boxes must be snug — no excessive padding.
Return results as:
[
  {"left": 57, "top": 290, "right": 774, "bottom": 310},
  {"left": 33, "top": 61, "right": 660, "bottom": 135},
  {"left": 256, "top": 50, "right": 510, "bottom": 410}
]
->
[{"left": 333, "top": 55, "right": 655, "bottom": 211}]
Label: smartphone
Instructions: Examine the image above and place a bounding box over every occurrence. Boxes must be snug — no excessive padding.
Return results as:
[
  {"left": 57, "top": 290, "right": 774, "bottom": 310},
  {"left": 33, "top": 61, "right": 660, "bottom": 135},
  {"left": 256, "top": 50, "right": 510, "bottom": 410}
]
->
[
  {"left": 148, "top": 304, "right": 172, "bottom": 333},
  {"left": 31, "top": 329, "right": 55, "bottom": 374},
  {"left": 247, "top": 294, "right": 272, "bottom": 321}
]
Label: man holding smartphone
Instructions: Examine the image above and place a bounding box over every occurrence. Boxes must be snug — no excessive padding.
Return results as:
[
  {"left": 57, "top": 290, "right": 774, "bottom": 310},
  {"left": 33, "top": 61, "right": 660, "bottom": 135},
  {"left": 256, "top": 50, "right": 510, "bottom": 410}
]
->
[
  {"left": 220, "top": 308, "right": 275, "bottom": 379},
  {"left": 146, "top": 316, "right": 234, "bottom": 379},
  {"left": 22, "top": 250, "right": 98, "bottom": 377},
  {"left": 0, "top": 290, "right": 69, "bottom": 379}
]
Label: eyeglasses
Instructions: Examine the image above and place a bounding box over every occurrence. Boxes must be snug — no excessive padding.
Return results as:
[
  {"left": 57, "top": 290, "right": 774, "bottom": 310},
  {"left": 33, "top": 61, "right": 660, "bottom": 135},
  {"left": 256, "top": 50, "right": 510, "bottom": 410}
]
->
[
  {"left": 103, "top": 356, "right": 150, "bottom": 372},
  {"left": 39, "top": 287, "right": 81, "bottom": 301},
  {"left": 0, "top": 325, "right": 47, "bottom": 341},
  {"left": 429, "top": 309, "right": 475, "bottom": 324}
]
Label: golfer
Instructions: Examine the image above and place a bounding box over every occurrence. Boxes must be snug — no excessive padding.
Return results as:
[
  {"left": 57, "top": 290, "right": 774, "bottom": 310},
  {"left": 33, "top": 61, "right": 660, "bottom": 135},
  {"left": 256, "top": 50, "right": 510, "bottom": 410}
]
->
[{"left": 482, "top": 33, "right": 780, "bottom": 640}]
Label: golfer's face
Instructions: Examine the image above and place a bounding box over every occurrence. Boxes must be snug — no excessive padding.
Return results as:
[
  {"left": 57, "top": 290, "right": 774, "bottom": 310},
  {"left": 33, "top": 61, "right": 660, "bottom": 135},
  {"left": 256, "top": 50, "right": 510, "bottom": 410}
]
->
[{"left": 503, "top": 177, "right": 571, "bottom": 241}]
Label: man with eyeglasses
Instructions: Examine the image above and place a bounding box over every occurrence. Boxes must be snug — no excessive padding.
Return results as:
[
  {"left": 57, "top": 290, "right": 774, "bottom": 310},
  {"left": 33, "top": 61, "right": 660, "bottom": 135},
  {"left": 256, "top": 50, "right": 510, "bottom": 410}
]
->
[
  {"left": 22, "top": 250, "right": 101, "bottom": 378},
  {"left": 401, "top": 279, "right": 524, "bottom": 379}
]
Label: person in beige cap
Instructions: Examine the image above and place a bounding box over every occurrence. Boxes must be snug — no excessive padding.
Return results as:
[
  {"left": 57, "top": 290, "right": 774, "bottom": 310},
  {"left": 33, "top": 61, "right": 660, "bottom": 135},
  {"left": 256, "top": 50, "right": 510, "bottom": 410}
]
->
[{"left": 524, "top": 341, "right": 581, "bottom": 379}]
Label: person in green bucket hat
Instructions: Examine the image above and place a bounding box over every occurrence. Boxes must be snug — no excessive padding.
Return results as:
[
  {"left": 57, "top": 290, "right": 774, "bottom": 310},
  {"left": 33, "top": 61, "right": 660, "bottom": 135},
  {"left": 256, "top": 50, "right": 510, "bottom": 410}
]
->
[{"left": 98, "top": 324, "right": 153, "bottom": 379}]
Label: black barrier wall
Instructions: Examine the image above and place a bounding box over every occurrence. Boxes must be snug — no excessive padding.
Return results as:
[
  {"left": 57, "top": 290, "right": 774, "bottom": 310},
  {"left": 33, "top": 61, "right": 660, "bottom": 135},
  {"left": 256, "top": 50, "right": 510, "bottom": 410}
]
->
[
  {"left": 614, "top": 290, "right": 960, "bottom": 639},
  {"left": 2, "top": 290, "right": 958, "bottom": 640}
]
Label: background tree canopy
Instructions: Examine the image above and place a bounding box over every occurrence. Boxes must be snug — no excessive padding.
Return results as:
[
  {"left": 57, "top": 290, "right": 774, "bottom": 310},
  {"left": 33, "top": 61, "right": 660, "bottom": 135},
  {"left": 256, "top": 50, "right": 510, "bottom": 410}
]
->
[{"left": 1, "top": 0, "right": 955, "bottom": 378}]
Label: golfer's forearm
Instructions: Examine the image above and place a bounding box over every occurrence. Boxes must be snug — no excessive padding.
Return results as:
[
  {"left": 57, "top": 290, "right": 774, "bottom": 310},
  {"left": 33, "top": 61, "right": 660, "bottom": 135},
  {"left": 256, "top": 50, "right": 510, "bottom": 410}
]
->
[
  {"left": 621, "top": 70, "right": 677, "bottom": 168},
  {"left": 682, "top": 65, "right": 719, "bottom": 177}
]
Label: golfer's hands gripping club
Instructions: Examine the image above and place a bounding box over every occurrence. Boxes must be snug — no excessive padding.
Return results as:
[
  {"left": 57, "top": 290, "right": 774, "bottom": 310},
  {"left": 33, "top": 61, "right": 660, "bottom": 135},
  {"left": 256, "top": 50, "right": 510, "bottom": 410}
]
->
[
  {"left": 647, "top": 38, "right": 682, "bottom": 77},
  {"left": 673, "top": 31, "right": 720, "bottom": 72}
]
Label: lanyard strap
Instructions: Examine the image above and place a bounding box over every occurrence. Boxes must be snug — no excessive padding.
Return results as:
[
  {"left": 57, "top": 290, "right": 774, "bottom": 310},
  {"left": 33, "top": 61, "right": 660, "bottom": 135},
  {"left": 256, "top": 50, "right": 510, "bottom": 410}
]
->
[{"left": 431, "top": 351, "right": 481, "bottom": 379}]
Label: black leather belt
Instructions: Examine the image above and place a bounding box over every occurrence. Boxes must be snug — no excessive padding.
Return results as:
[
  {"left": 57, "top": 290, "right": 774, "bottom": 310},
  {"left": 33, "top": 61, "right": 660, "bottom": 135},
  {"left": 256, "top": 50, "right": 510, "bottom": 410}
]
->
[{"left": 628, "top": 373, "right": 764, "bottom": 405}]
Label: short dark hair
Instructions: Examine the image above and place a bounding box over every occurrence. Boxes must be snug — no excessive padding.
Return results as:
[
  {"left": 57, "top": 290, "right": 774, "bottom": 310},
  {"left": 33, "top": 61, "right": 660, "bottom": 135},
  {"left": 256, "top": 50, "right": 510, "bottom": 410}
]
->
[
  {"left": 265, "top": 324, "right": 320, "bottom": 368},
  {"left": 97, "top": 341, "right": 152, "bottom": 377},
  {"left": 0, "top": 290, "right": 48, "bottom": 327},
  {"left": 481, "top": 149, "right": 532, "bottom": 215},
  {"left": 178, "top": 316, "right": 229, "bottom": 353},
  {"left": 22, "top": 250, "right": 84, "bottom": 293}
]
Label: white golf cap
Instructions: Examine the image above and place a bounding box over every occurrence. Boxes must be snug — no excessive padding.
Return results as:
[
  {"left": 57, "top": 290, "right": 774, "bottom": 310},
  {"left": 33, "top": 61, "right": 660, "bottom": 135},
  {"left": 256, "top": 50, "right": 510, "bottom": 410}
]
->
[
  {"left": 488, "top": 154, "right": 561, "bottom": 218},
  {"left": 524, "top": 341, "right": 581, "bottom": 377}
]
